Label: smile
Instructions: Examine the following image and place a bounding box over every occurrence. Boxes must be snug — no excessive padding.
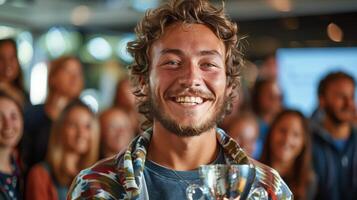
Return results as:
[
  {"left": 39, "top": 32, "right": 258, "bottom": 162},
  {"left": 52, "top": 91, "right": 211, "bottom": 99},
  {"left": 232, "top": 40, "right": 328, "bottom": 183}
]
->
[
  {"left": 174, "top": 96, "right": 204, "bottom": 105},
  {"left": 1, "top": 129, "right": 17, "bottom": 138}
]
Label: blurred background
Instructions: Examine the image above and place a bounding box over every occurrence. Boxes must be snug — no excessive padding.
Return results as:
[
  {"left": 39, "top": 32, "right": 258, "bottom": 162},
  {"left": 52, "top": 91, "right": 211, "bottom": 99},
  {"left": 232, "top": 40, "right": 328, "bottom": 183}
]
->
[
  {"left": 1, "top": 0, "right": 357, "bottom": 113},
  {"left": 1, "top": 1, "right": 357, "bottom": 199}
]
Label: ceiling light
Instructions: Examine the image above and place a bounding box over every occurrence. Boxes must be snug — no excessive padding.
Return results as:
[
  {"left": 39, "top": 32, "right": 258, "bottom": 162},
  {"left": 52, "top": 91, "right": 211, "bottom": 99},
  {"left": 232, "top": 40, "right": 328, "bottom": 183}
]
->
[
  {"left": 327, "top": 22, "right": 343, "bottom": 42},
  {"left": 117, "top": 34, "right": 135, "bottom": 63},
  {"left": 87, "top": 37, "right": 112, "bottom": 61},
  {"left": 30, "top": 62, "right": 48, "bottom": 105},
  {"left": 71, "top": 5, "right": 91, "bottom": 26},
  {"left": 268, "top": 0, "right": 292, "bottom": 12}
]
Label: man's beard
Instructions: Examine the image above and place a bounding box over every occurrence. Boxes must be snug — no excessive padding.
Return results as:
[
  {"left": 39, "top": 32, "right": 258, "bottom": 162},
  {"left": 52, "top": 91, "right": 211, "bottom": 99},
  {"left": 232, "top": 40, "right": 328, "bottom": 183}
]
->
[
  {"left": 149, "top": 91, "right": 229, "bottom": 137},
  {"left": 325, "top": 105, "right": 353, "bottom": 125}
]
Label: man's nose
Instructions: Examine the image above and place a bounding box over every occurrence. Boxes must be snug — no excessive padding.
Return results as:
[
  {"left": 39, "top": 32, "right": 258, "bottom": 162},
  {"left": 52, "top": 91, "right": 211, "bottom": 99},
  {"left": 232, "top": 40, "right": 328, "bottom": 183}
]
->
[{"left": 178, "top": 62, "right": 202, "bottom": 88}]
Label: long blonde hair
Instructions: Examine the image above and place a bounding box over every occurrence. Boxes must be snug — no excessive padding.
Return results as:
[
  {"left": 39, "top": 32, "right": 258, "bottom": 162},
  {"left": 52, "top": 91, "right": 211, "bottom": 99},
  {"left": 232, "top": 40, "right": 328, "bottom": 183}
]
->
[{"left": 46, "top": 99, "right": 99, "bottom": 183}]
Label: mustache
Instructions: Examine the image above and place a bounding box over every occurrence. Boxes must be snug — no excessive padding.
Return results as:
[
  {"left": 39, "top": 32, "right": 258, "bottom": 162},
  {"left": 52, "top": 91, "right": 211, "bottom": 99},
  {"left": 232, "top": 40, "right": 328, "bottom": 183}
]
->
[{"left": 164, "top": 87, "right": 215, "bottom": 100}]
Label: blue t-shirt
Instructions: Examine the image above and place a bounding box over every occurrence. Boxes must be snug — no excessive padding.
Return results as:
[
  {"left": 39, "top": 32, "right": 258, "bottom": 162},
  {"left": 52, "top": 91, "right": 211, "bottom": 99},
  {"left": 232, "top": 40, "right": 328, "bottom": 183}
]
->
[
  {"left": 253, "top": 119, "right": 269, "bottom": 159},
  {"left": 144, "top": 147, "right": 225, "bottom": 200},
  {"left": 332, "top": 138, "right": 348, "bottom": 152}
]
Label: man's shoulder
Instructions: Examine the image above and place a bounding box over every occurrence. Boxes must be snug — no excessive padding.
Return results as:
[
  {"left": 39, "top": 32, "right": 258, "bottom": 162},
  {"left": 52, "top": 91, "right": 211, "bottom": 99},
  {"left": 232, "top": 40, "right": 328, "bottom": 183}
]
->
[{"left": 67, "top": 154, "right": 128, "bottom": 200}]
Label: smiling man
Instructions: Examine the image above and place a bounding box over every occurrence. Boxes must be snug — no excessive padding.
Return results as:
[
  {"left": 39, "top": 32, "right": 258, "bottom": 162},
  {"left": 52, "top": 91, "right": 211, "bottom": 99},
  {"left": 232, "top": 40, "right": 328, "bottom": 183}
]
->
[{"left": 68, "top": 0, "right": 292, "bottom": 199}]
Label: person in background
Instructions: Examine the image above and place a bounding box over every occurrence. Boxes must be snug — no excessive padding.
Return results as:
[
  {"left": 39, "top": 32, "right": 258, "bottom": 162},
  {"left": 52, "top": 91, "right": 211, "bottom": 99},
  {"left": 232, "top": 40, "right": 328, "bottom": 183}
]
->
[
  {"left": 258, "top": 54, "right": 277, "bottom": 80},
  {"left": 99, "top": 107, "right": 135, "bottom": 159},
  {"left": 0, "top": 38, "right": 28, "bottom": 107},
  {"left": 219, "top": 87, "right": 240, "bottom": 130},
  {"left": 226, "top": 111, "right": 259, "bottom": 158},
  {"left": 260, "top": 109, "right": 316, "bottom": 200},
  {"left": 113, "top": 77, "right": 140, "bottom": 132},
  {"left": 68, "top": 0, "right": 292, "bottom": 199},
  {"left": 220, "top": 60, "right": 258, "bottom": 130},
  {"left": 21, "top": 55, "right": 84, "bottom": 172},
  {"left": 311, "top": 71, "right": 357, "bottom": 200},
  {"left": 251, "top": 77, "right": 283, "bottom": 159},
  {"left": 26, "top": 99, "right": 99, "bottom": 200},
  {"left": 0, "top": 90, "right": 24, "bottom": 200}
]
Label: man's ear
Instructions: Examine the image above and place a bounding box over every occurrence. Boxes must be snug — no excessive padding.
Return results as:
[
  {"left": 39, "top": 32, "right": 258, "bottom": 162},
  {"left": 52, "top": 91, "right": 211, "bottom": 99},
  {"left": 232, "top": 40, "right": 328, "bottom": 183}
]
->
[
  {"left": 139, "top": 75, "right": 149, "bottom": 95},
  {"left": 226, "top": 84, "right": 234, "bottom": 98}
]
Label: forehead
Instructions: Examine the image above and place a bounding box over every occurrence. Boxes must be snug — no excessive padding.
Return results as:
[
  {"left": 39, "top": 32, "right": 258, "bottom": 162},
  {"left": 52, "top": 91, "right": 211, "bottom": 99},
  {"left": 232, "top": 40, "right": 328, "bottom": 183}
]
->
[
  {"left": 102, "top": 109, "right": 127, "bottom": 120},
  {"left": 67, "top": 107, "right": 91, "bottom": 118},
  {"left": 52, "top": 59, "right": 81, "bottom": 76},
  {"left": 150, "top": 23, "right": 225, "bottom": 57},
  {"left": 277, "top": 114, "right": 302, "bottom": 126},
  {"left": 325, "top": 78, "right": 355, "bottom": 92},
  {"left": 0, "top": 97, "right": 21, "bottom": 113},
  {"left": 63, "top": 59, "right": 81, "bottom": 69},
  {"left": 0, "top": 97, "right": 14, "bottom": 106}
]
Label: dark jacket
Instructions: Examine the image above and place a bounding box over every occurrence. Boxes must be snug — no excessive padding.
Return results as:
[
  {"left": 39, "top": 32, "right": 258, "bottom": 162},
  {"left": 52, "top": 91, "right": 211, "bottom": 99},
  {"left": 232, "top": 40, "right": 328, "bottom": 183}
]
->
[
  {"left": 311, "top": 123, "right": 357, "bottom": 200},
  {"left": 20, "top": 104, "right": 52, "bottom": 173}
]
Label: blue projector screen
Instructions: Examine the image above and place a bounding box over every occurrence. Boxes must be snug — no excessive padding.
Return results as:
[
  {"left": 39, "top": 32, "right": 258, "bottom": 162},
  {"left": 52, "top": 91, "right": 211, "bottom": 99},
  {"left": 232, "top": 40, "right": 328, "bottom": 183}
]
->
[{"left": 277, "top": 47, "right": 357, "bottom": 117}]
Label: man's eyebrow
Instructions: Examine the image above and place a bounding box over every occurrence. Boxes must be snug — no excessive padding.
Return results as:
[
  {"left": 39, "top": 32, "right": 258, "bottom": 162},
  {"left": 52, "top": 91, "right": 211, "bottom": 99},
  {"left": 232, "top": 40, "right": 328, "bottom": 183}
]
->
[
  {"left": 160, "top": 48, "right": 184, "bottom": 56},
  {"left": 160, "top": 49, "right": 223, "bottom": 58},
  {"left": 199, "top": 50, "right": 223, "bottom": 58}
]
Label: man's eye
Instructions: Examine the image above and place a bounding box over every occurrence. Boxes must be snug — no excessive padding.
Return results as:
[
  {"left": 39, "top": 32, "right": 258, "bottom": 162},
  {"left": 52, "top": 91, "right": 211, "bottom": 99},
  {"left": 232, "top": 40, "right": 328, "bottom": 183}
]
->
[
  {"left": 201, "top": 63, "right": 217, "bottom": 68},
  {"left": 165, "top": 60, "right": 180, "bottom": 65},
  {"left": 162, "top": 60, "right": 182, "bottom": 69}
]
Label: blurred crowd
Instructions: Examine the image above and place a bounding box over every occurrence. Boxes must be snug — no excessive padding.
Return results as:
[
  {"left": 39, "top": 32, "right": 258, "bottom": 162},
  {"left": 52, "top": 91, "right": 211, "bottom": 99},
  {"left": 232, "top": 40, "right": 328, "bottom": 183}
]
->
[{"left": 0, "top": 36, "right": 356, "bottom": 200}]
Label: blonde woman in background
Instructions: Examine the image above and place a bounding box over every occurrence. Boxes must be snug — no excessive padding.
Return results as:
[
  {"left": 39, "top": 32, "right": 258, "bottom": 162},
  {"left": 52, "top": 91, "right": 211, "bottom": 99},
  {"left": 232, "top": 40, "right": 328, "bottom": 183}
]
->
[
  {"left": 0, "top": 90, "right": 24, "bottom": 200},
  {"left": 227, "top": 111, "right": 259, "bottom": 158},
  {"left": 0, "top": 38, "right": 28, "bottom": 107},
  {"left": 21, "top": 55, "right": 84, "bottom": 172},
  {"left": 99, "top": 107, "right": 135, "bottom": 159},
  {"left": 26, "top": 100, "right": 99, "bottom": 200},
  {"left": 260, "top": 109, "right": 316, "bottom": 200}
]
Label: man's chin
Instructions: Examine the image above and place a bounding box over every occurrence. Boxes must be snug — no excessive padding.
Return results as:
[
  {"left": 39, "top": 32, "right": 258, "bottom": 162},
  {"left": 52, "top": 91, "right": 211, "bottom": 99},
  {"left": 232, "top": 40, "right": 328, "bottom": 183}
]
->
[
  {"left": 336, "top": 113, "right": 354, "bottom": 124},
  {"left": 151, "top": 95, "right": 228, "bottom": 137},
  {"left": 158, "top": 117, "right": 216, "bottom": 137}
]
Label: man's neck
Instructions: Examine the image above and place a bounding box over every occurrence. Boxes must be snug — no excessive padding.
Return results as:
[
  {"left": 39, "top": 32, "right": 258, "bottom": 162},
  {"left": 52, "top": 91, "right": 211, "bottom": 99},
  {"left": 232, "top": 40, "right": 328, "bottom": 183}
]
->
[
  {"left": 324, "top": 117, "right": 351, "bottom": 140},
  {"left": 147, "top": 122, "right": 219, "bottom": 171}
]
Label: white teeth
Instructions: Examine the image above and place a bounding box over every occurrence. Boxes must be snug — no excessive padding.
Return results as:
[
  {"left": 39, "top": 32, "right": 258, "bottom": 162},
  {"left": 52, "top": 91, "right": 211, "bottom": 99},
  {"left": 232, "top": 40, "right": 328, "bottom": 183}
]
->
[
  {"left": 196, "top": 97, "right": 203, "bottom": 104},
  {"left": 175, "top": 96, "right": 203, "bottom": 104},
  {"left": 185, "top": 96, "right": 191, "bottom": 103}
]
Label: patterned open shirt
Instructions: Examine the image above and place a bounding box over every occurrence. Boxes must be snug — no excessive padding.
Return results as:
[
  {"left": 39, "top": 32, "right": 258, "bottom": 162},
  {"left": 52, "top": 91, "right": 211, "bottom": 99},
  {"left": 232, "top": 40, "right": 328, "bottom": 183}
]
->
[{"left": 67, "top": 128, "right": 293, "bottom": 200}]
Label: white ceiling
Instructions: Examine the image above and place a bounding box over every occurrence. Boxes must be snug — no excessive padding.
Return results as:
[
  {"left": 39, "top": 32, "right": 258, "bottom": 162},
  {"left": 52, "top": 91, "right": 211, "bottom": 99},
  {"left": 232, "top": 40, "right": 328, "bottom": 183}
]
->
[{"left": 1, "top": 0, "right": 357, "bottom": 30}]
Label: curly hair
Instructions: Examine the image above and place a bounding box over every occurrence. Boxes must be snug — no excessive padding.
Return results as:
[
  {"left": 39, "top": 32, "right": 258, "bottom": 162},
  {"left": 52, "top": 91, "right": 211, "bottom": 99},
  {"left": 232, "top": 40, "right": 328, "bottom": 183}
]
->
[{"left": 127, "top": 0, "right": 244, "bottom": 129}]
